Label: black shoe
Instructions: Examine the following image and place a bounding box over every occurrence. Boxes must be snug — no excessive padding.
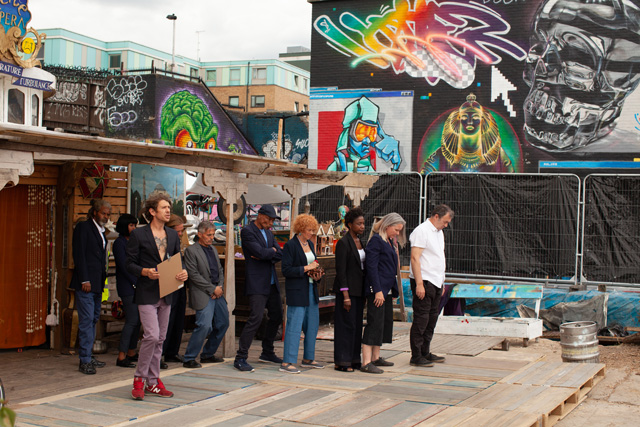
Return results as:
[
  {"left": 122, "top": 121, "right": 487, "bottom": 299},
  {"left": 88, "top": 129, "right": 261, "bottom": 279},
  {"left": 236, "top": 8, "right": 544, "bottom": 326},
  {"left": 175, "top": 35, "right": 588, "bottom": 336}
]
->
[
  {"left": 201, "top": 355, "right": 224, "bottom": 363},
  {"left": 351, "top": 362, "right": 362, "bottom": 370},
  {"left": 183, "top": 360, "right": 202, "bottom": 369},
  {"left": 164, "top": 354, "right": 184, "bottom": 363},
  {"left": 372, "top": 357, "right": 394, "bottom": 367},
  {"left": 360, "top": 362, "right": 384, "bottom": 374},
  {"left": 90, "top": 357, "right": 106, "bottom": 368},
  {"left": 426, "top": 353, "right": 445, "bottom": 363},
  {"left": 116, "top": 357, "right": 136, "bottom": 368},
  {"left": 79, "top": 362, "right": 96, "bottom": 374},
  {"left": 410, "top": 357, "right": 434, "bottom": 367},
  {"left": 128, "top": 353, "right": 139, "bottom": 362},
  {"left": 259, "top": 353, "right": 283, "bottom": 364},
  {"left": 160, "top": 361, "right": 168, "bottom": 369}
]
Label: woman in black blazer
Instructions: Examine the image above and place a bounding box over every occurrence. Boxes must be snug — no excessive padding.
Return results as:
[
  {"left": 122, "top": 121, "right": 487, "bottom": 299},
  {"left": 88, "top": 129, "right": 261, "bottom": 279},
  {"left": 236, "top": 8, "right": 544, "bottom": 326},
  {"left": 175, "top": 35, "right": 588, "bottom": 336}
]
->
[
  {"left": 361, "top": 212, "right": 406, "bottom": 374},
  {"left": 280, "top": 214, "right": 325, "bottom": 373},
  {"left": 333, "top": 207, "right": 366, "bottom": 372}
]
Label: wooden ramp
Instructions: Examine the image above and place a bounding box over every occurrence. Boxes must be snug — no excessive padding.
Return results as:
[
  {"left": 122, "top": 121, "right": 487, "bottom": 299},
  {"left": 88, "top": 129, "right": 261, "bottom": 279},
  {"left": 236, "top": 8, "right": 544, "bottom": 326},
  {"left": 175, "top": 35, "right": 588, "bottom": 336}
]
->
[
  {"left": 382, "top": 333, "right": 505, "bottom": 356},
  {"left": 14, "top": 333, "right": 605, "bottom": 427}
]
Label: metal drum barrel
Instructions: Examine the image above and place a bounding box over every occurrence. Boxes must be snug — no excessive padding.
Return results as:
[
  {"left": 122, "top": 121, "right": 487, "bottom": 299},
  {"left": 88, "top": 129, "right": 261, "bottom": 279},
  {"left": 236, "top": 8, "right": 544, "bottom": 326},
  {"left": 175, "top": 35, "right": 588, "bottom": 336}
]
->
[{"left": 560, "top": 321, "right": 600, "bottom": 363}]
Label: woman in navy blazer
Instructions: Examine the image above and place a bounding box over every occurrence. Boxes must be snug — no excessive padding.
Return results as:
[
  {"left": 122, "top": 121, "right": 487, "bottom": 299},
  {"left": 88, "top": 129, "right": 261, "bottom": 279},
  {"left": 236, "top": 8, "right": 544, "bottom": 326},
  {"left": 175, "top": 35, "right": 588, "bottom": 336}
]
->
[
  {"left": 361, "top": 212, "right": 406, "bottom": 374},
  {"left": 333, "top": 207, "right": 366, "bottom": 372},
  {"left": 280, "top": 214, "right": 325, "bottom": 373}
]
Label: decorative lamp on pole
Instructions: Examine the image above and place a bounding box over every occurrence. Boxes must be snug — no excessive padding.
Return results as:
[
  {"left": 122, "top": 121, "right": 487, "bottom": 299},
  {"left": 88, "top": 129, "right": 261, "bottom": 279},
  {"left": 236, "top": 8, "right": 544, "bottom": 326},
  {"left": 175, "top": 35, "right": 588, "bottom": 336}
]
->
[{"left": 166, "top": 13, "right": 177, "bottom": 72}]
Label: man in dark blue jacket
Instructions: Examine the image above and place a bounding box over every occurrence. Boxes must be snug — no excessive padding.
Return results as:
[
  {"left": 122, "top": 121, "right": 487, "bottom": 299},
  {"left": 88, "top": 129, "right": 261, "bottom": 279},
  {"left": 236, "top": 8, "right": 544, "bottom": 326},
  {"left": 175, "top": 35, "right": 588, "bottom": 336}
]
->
[
  {"left": 71, "top": 199, "right": 111, "bottom": 375},
  {"left": 234, "top": 204, "right": 283, "bottom": 372}
]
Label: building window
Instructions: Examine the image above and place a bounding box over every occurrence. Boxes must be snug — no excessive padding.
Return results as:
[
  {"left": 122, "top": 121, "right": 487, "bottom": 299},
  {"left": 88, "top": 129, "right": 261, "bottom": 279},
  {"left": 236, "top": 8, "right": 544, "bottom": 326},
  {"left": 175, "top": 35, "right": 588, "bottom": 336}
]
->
[
  {"left": 303, "top": 104, "right": 308, "bottom": 112},
  {"left": 304, "top": 78, "right": 308, "bottom": 91},
  {"left": 294, "top": 75, "right": 299, "bottom": 88},
  {"left": 294, "top": 102, "right": 299, "bottom": 112},
  {"left": 251, "top": 95, "right": 265, "bottom": 108},
  {"left": 36, "top": 41, "right": 45, "bottom": 61},
  {"left": 206, "top": 70, "right": 216, "bottom": 83},
  {"left": 230, "top": 68, "right": 241, "bottom": 85},
  {"left": 252, "top": 67, "right": 266, "bottom": 82},
  {"left": 8, "top": 89, "right": 25, "bottom": 124},
  {"left": 32, "top": 94, "right": 40, "bottom": 126},
  {"left": 109, "top": 54, "right": 121, "bottom": 69},
  {"left": 229, "top": 96, "right": 239, "bottom": 107},
  {"left": 190, "top": 67, "right": 199, "bottom": 78}
]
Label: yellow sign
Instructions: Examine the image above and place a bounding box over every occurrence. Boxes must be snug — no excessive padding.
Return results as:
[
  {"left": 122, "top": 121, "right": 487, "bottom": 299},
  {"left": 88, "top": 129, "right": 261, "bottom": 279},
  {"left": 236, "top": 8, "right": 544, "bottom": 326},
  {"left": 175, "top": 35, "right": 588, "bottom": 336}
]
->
[{"left": 21, "top": 37, "right": 34, "bottom": 54}]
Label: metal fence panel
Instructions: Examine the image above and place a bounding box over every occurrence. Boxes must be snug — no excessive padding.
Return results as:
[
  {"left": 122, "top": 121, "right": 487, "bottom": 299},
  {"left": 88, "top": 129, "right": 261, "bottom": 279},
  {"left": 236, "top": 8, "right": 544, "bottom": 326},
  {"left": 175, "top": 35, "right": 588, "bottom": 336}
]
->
[
  {"left": 582, "top": 174, "right": 640, "bottom": 286},
  {"left": 424, "top": 172, "right": 580, "bottom": 283},
  {"left": 301, "top": 172, "right": 423, "bottom": 266}
]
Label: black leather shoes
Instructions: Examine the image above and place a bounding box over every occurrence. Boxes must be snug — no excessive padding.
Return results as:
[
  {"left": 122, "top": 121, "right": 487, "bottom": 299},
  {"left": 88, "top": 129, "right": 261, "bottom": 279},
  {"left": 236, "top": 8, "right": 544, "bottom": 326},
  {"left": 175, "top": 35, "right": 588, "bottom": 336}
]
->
[
  {"left": 164, "top": 354, "right": 184, "bottom": 363},
  {"left": 116, "top": 357, "right": 136, "bottom": 368},
  {"left": 410, "top": 356, "right": 434, "bottom": 367},
  {"left": 425, "top": 353, "right": 446, "bottom": 363},
  {"left": 160, "top": 361, "right": 169, "bottom": 369},
  {"left": 91, "top": 357, "right": 106, "bottom": 368},
  {"left": 183, "top": 360, "right": 202, "bottom": 368},
  {"left": 79, "top": 362, "right": 96, "bottom": 374},
  {"left": 200, "top": 355, "right": 224, "bottom": 363},
  {"left": 372, "top": 357, "right": 394, "bottom": 367}
]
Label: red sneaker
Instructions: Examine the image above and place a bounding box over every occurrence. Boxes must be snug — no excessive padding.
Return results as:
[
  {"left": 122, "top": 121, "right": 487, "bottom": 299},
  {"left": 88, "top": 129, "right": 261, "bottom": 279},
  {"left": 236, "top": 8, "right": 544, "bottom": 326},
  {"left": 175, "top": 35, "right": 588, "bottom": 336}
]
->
[
  {"left": 145, "top": 378, "right": 173, "bottom": 397},
  {"left": 131, "top": 377, "right": 145, "bottom": 400}
]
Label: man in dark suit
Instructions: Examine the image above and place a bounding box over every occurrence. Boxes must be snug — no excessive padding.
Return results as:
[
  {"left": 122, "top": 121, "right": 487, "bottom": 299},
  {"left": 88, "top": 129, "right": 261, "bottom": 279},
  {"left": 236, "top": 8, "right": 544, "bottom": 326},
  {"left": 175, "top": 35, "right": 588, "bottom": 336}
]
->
[
  {"left": 126, "top": 193, "right": 188, "bottom": 401},
  {"left": 71, "top": 199, "right": 111, "bottom": 375},
  {"left": 234, "top": 204, "right": 283, "bottom": 372},
  {"left": 182, "top": 221, "right": 228, "bottom": 368}
]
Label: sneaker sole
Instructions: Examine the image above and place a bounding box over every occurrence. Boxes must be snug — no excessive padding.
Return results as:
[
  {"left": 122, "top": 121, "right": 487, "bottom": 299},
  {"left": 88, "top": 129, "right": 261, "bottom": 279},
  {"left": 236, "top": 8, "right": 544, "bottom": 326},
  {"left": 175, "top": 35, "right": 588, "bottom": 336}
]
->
[
  {"left": 259, "top": 358, "right": 282, "bottom": 364},
  {"left": 279, "top": 368, "right": 301, "bottom": 374},
  {"left": 301, "top": 365, "right": 325, "bottom": 369},
  {"left": 235, "top": 366, "right": 255, "bottom": 372},
  {"left": 410, "top": 363, "right": 434, "bottom": 367}
]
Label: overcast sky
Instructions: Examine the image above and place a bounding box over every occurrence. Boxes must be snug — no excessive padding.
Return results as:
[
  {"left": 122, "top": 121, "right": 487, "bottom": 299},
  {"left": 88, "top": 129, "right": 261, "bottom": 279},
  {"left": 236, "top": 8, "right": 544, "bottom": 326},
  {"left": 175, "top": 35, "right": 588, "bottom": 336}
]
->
[{"left": 29, "top": 0, "right": 313, "bottom": 62}]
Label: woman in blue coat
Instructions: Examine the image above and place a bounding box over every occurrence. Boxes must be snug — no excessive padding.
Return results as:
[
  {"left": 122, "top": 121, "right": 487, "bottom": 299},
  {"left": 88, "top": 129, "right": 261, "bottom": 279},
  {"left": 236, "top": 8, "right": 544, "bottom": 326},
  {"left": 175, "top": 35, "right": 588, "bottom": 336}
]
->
[
  {"left": 280, "top": 214, "right": 325, "bottom": 373},
  {"left": 113, "top": 213, "right": 140, "bottom": 368},
  {"left": 361, "top": 212, "right": 406, "bottom": 374}
]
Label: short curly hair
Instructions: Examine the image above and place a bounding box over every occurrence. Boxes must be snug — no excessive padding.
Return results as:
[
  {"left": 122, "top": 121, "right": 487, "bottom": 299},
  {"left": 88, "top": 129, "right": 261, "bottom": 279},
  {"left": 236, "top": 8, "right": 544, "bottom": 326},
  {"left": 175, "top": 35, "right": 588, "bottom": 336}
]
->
[
  {"left": 344, "top": 206, "right": 364, "bottom": 229},
  {"left": 293, "top": 214, "right": 319, "bottom": 234}
]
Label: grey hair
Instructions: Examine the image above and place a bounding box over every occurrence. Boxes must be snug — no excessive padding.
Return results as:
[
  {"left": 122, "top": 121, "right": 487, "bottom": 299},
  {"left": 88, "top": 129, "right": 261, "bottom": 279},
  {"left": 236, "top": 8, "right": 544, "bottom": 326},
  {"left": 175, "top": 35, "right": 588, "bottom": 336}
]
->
[
  {"left": 88, "top": 199, "right": 112, "bottom": 219},
  {"left": 370, "top": 212, "right": 407, "bottom": 247},
  {"left": 197, "top": 221, "right": 216, "bottom": 234}
]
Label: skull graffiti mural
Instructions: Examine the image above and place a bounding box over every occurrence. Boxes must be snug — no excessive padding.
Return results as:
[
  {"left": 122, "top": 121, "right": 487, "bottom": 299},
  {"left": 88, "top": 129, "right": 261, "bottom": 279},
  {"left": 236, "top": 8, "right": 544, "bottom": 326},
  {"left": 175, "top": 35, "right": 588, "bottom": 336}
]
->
[{"left": 523, "top": 0, "right": 640, "bottom": 151}]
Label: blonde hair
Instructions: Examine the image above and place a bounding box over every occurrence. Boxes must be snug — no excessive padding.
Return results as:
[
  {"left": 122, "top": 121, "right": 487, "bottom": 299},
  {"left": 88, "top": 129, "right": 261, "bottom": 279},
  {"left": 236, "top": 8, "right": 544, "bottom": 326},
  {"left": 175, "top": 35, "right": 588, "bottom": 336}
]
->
[
  {"left": 293, "top": 214, "right": 319, "bottom": 234},
  {"left": 370, "top": 212, "right": 406, "bottom": 247}
]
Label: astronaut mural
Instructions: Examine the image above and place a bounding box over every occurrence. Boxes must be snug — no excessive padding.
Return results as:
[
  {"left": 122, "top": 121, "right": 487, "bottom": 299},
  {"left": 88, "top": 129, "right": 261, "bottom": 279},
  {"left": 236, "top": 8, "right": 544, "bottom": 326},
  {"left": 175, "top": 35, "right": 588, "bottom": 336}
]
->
[{"left": 309, "top": 0, "right": 640, "bottom": 174}]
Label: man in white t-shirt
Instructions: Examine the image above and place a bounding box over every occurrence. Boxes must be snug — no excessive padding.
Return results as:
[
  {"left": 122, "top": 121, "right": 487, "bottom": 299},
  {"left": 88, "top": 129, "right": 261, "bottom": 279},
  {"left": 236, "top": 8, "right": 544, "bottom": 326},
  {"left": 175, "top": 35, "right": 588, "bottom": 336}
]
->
[{"left": 408, "top": 204, "right": 454, "bottom": 367}]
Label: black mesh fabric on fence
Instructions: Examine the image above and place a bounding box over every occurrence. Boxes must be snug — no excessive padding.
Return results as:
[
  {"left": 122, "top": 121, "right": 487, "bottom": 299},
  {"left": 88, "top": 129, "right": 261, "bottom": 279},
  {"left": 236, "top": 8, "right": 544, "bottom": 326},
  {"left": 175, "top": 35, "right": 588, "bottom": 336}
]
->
[
  {"left": 582, "top": 175, "right": 640, "bottom": 284},
  {"left": 300, "top": 173, "right": 422, "bottom": 266},
  {"left": 425, "top": 173, "right": 580, "bottom": 281}
]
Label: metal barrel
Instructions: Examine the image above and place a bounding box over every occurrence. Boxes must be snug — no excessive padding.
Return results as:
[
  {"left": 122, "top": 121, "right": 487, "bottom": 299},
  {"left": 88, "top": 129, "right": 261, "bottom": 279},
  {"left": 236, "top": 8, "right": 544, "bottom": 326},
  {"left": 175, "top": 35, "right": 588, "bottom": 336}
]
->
[{"left": 560, "top": 321, "right": 600, "bottom": 363}]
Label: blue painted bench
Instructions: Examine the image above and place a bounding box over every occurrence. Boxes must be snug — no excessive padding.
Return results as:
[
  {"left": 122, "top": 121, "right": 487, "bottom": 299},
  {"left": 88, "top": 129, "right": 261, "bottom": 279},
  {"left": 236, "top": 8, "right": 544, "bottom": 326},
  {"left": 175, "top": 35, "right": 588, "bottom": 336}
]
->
[{"left": 434, "top": 283, "right": 544, "bottom": 348}]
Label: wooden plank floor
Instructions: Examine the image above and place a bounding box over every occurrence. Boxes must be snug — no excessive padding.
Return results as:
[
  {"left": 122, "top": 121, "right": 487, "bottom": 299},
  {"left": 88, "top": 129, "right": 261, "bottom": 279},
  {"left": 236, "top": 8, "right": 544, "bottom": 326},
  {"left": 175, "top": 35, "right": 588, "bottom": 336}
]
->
[{"left": 14, "top": 330, "right": 605, "bottom": 427}]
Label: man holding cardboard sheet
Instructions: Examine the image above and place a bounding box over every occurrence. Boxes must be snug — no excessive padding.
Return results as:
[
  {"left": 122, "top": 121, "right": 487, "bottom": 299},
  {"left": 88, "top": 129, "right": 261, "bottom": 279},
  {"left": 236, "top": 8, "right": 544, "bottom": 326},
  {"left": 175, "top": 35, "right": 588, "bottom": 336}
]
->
[{"left": 126, "top": 193, "right": 188, "bottom": 401}]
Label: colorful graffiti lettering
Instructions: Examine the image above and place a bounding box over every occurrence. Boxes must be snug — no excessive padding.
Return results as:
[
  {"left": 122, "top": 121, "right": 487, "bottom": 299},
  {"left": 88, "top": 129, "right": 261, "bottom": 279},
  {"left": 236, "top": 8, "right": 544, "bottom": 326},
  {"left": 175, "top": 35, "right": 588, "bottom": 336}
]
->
[
  {"left": 314, "top": 0, "right": 526, "bottom": 88},
  {"left": 160, "top": 90, "right": 219, "bottom": 150}
]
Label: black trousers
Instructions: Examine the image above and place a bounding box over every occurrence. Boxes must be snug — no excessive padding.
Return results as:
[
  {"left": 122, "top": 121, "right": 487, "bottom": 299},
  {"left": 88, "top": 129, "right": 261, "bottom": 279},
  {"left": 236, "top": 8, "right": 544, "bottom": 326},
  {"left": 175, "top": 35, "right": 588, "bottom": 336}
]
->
[
  {"left": 362, "top": 294, "right": 394, "bottom": 346},
  {"left": 409, "top": 279, "right": 442, "bottom": 359},
  {"left": 163, "top": 286, "right": 186, "bottom": 357},
  {"left": 333, "top": 293, "right": 364, "bottom": 367},
  {"left": 236, "top": 284, "right": 283, "bottom": 360}
]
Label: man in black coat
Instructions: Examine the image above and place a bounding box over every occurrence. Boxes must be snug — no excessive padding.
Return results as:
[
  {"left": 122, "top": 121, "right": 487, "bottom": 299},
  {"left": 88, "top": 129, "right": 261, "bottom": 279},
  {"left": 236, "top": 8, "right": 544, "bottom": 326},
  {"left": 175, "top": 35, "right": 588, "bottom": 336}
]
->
[
  {"left": 126, "top": 193, "right": 188, "bottom": 400},
  {"left": 71, "top": 199, "right": 111, "bottom": 375},
  {"left": 234, "top": 204, "right": 283, "bottom": 372}
]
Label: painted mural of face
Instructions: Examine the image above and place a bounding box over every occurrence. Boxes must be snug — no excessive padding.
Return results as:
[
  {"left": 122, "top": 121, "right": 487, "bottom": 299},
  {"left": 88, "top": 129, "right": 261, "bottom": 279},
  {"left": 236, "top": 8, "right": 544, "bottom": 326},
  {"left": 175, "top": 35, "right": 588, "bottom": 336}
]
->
[
  {"left": 523, "top": 0, "right": 640, "bottom": 151},
  {"left": 459, "top": 105, "right": 482, "bottom": 137}
]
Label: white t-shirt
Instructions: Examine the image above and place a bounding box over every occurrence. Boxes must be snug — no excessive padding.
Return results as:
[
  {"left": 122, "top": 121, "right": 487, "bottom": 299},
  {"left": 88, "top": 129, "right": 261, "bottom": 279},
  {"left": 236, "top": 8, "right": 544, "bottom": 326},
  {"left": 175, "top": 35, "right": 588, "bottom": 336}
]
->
[{"left": 409, "top": 219, "right": 446, "bottom": 288}]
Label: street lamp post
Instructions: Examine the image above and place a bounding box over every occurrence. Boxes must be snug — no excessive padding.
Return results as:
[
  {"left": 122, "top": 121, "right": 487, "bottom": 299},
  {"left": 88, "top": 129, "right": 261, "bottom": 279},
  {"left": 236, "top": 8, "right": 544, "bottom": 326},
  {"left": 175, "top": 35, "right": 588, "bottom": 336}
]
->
[{"left": 166, "top": 14, "right": 177, "bottom": 72}]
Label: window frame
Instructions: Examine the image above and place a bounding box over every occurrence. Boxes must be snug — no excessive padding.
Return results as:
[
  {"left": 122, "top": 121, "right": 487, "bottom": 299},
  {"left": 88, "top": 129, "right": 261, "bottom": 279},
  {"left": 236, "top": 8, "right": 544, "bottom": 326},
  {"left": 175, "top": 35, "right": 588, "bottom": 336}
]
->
[
  {"left": 228, "top": 96, "right": 240, "bottom": 107},
  {"left": 251, "top": 95, "right": 265, "bottom": 108}
]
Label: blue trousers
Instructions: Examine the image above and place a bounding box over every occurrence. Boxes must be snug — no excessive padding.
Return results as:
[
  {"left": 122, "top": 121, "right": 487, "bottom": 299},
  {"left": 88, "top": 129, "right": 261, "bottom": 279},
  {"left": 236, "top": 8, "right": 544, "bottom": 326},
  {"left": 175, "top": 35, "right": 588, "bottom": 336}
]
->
[
  {"left": 76, "top": 290, "right": 102, "bottom": 364},
  {"left": 118, "top": 294, "right": 141, "bottom": 353},
  {"left": 184, "top": 296, "right": 229, "bottom": 361},
  {"left": 283, "top": 284, "right": 319, "bottom": 364}
]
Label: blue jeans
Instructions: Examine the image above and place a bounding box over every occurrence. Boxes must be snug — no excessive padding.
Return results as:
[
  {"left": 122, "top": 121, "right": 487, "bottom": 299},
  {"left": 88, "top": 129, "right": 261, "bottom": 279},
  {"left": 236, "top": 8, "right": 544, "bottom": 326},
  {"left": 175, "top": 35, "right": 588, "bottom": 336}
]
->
[
  {"left": 184, "top": 296, "right": 229, "bottom": 361},
  {"left": 76, "top": 290, "right": 101, "bottom": 364},
  {"left": 118, "top": 294, "right": 141, "bottom": 353},
  {"left": 283, "top": 284, "right": 319, "bottom": 364}
]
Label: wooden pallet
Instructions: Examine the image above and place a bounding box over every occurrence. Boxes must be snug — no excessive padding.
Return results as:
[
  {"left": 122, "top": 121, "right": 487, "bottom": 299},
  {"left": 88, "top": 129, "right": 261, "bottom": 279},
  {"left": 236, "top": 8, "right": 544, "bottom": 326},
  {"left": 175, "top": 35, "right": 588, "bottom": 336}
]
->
[
  {"left": 382, "top": 333, "right": 505, "bottom": 356},
  {"left": 414, "top": 406, "right": 540, "bottom": 427},
  {"left": 457, "top": 383, "right": 583, "bottom": 427},
  {"left": 499, "top": 361, "right": 606, "bottom": 401}
]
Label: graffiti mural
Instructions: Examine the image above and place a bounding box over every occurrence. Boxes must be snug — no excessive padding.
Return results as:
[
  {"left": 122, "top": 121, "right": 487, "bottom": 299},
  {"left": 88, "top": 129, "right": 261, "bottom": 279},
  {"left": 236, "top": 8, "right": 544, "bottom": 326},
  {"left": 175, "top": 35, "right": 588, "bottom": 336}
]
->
[
  {"left": 105, "top": 74, "right": 255, "bottom": 154},
  {"left": 310, "top": 0, "right": 640, "bottom": 174},
  {"left": 310, "top": 89, "right": 413, "bottom": 172}
]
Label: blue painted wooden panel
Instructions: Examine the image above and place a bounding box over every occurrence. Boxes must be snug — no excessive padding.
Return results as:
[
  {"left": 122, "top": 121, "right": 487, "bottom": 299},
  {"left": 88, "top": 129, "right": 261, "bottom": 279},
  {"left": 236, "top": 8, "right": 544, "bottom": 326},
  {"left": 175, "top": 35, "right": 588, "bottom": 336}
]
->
[{"left": 450, "top": 283, "right": 543, "bottom": 299}]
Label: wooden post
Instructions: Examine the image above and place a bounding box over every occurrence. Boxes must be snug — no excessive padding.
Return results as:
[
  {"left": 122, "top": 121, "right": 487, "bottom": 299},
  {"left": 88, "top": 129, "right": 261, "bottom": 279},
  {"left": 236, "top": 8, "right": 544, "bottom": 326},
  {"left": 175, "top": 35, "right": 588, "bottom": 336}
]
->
[{"left": 276, "top": 118, "right": 284, "bottom": 160}]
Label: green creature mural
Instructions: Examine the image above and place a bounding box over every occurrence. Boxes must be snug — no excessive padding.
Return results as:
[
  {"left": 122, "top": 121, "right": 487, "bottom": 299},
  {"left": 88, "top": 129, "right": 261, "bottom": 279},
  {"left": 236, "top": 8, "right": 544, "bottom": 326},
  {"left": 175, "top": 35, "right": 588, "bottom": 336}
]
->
[{"left": 160, "top": 90, "right": 219, "bottom": 150}]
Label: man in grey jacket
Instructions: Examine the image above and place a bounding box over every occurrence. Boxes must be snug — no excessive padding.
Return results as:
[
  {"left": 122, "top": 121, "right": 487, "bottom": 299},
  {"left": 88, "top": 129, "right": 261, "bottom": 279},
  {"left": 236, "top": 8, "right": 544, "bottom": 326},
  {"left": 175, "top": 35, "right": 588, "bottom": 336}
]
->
[{"left": 182, "top": 221, "right": 229, "bottom": 368}]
